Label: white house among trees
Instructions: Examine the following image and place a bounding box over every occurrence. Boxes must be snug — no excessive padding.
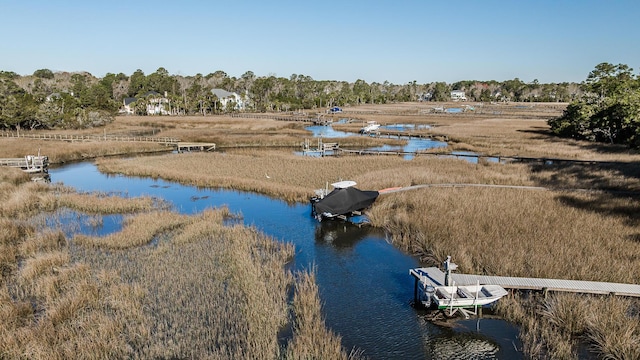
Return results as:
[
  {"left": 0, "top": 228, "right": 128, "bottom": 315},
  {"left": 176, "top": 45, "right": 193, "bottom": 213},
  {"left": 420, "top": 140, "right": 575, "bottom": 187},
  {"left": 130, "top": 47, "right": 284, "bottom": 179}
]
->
[
  {"left": 450, "top": 90, "right": 467, "bottom": 101},
  {"left": 211, "top": 89, "right": 245, "bottom": 111},
  {"left": 120, "top": 91, "right": 170, "bottom": 115}
]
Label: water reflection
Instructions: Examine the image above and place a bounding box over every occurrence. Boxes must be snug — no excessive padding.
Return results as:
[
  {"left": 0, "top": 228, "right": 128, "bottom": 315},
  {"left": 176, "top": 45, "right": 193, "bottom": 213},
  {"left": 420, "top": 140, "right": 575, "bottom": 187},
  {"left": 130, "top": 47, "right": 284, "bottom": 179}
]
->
[
  {"left": 303, "top": 123, "right": 448, "bottom": 160},
  {"left": 447, "top": 151, "right": 500, "bottom": 164},
  {"left": 367, "top": 138, "right": 448, "bottom": 159},
  {"left": 313, "top": 220, "right": 426, "bottom": 358},
  {"left": 305, "top": 125, "right": 353, "bottom": 138},
  {"left": 314, "top": 219, "right": 376, "bottom": 248},
  {"left": 31, "top": 208, "right": 124, "bottom": 238},
  {"left": 421, "top": 318, "right": 522, "bottom": 360}
]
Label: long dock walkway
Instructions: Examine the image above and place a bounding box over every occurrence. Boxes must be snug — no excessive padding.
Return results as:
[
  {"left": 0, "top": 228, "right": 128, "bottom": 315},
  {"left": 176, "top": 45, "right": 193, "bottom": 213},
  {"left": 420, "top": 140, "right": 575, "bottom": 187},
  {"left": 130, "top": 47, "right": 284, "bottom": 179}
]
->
[
  {"left": 410, "top": 267, "right": 640, "bottom": 297},
  {"left": 1, "top": 131, "right": 178, "bottom": 144}
]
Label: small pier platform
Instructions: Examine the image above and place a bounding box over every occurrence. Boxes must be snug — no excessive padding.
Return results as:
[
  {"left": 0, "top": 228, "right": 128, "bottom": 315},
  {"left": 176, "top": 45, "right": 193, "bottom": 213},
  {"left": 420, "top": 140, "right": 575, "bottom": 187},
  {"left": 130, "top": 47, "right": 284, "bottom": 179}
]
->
[
  {"left": 0, "top": 155, "right": 49, "bottom": 174},
  {"left": 176, "top": 142, "right": 216, "bottom": 152},
  {"left": 302, "top": 138, "right": 340, "bottom": 156},
  {"left": 410, "top": 267, "right": 640, "bottom": 298}
]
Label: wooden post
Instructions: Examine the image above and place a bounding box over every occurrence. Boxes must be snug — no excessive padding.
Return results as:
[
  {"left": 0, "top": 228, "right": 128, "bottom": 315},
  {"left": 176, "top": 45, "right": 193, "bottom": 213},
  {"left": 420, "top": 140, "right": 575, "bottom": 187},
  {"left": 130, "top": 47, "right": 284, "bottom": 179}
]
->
[{"left": 414, "top": 277, "right": 419, "bottom": 305}]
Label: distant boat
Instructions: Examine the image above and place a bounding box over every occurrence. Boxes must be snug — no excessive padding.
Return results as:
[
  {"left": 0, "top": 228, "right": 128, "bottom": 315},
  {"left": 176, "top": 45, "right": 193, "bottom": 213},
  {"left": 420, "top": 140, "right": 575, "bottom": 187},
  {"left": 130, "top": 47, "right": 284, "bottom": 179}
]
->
[
  {"left": 360, "top": 121, "right": 380, "bottom": 134},
  {"left": 310, "top": 181, "right": 379, "bottom": 221}
]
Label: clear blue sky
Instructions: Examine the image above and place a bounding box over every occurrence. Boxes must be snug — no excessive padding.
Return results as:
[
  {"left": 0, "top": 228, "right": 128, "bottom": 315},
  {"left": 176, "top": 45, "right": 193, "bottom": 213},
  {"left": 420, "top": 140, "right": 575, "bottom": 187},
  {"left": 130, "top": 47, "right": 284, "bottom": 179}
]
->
[{"left": 1, "top": 0, "right": 638, "bottom": 84}]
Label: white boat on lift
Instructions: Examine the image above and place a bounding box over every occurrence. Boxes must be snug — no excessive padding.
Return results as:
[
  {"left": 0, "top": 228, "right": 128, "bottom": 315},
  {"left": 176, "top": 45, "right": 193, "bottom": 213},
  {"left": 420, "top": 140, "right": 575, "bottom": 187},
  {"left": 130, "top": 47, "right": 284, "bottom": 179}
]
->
[
  {"left": 430, "top": 283, "right": 508, "bottom": 310},
  {"left": 412, "top": 256, "right": 509, "bottom": 317},
  {"left": 360, "top": 121, "right": 380, "bottom": 134}
]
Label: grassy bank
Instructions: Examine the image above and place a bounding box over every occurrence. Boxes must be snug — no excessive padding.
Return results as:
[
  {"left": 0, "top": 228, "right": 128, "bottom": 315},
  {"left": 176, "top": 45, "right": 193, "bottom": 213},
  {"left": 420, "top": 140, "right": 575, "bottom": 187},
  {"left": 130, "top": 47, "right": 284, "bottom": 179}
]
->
[
  {"left": 0, "top": 167, "right": 354, "bottom": 359},
  {"left": 0, "top": 168, "right": 149, "bottom": 359},
  {"left": 95, "top": 149, "right": 541, "bottom": 203}
]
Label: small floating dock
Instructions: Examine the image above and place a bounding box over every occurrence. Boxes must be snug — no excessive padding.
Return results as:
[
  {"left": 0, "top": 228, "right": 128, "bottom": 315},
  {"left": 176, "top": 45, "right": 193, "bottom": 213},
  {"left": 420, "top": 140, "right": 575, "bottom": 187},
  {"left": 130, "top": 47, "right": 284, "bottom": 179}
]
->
[
  {"left": 410, "top": 267, "right": 640, "bottom": 298},
  {"left": 302, "top": 138, "right": 339, "bottom": 156},
  {"left": 175, "top": 142, "right": 216, "bottom": 152},
  {"left": 0, "top": 155, "right": 49, "bottom": 174}
]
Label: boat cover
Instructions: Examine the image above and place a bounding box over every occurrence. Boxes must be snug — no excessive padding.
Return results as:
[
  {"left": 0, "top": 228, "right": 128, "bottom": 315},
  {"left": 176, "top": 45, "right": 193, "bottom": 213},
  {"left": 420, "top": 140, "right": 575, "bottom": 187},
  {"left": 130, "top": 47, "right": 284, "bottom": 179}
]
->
[{"left": 312, "top": 187, "right": 379, "bottom": 217}]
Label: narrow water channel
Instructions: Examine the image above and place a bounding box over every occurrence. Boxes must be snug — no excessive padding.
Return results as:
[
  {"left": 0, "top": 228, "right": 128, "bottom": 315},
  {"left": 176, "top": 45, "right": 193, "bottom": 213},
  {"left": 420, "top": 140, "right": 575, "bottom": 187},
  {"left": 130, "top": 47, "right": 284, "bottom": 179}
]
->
[{"left": 49, "top": 162, "right": 522, "bottom": 359}]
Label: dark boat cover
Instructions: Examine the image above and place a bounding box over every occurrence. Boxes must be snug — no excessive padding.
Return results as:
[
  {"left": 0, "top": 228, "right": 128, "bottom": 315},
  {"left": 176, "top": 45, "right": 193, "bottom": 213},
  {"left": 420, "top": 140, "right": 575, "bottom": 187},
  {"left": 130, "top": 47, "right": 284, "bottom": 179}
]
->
[{"left": 312, "top": 187, "right": 379, "bottom": 217}]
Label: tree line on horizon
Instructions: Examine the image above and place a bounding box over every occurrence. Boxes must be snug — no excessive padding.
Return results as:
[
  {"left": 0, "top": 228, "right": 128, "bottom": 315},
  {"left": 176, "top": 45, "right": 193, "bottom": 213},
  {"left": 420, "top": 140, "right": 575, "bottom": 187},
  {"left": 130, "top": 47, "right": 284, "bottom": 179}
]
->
[{"left": 1, "top": 64, "right": 638, "bottom": 147}]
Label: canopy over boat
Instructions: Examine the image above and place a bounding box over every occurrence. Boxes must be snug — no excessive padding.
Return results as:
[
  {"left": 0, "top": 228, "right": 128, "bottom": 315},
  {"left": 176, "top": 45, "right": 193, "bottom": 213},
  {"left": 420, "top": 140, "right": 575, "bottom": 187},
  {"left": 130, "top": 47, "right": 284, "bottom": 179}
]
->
[{"left": 311, "top": 186, "right": 379, "bottom": 219}]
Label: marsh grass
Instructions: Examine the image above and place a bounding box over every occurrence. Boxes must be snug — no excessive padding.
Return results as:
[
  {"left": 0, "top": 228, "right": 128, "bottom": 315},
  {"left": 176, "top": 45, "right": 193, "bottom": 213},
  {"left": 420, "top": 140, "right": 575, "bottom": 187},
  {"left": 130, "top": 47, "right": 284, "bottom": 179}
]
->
[
  {"left": 285, "top": 271, "right": 361, "bottom": 360},
  {"left": 0, "top": 170, "right": 147, "bottom": 359},
  {"left": 95, "top": 150, "right": 538, "bottom": 203},
  {"left": 1, "top": 167, "right": 345, "bottom": 359},
  {"left": 370, "top": 187, "right": 640, "bottom": 281},
  {"left": 73, "top": 211, "right": 190, "bottom": 249},
  {"left": 0, "top": 181, "right": 159, "bottom": 221},
  {"left": 584, "top": 296, "right": 640, "bottom": 359},
  {"left": 496, "top": 292, "right": 640, "bottom": 359},
  {"left": 74, "top": 208, "right": 298, "bottom": 359},
  {"left": 0, "top": 167, "right": 31, "bottom": 185},
  {"left": 96, "top": 150, "right": 410, "bottom": 202},
  {"left": 56, "top": 190, "right": 161, "bottom": 214}
]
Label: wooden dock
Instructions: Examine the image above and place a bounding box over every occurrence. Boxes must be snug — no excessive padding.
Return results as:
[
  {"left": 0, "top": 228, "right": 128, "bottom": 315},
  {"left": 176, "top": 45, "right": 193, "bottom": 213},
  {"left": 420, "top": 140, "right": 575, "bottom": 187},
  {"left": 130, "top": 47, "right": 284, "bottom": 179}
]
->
[
  {"left": 410, "top": 267, "right": 640, "bottom": 298},
  {"left": 371, "top": 130, "right": 449, "bottom": 141},
  {"left": 176, "top": 142, "right": 216, "bottom": 152},
  {"left": 334, "top": 148, "right": 633, "bottom": 168},
  {"left": 1, "top": 131, "right": 178, "bottom": 144},
  {"left": 0, "top": 155, "right": 49, "bottom": 174},
  {"left": 231, "top": 113, "right": 327, "bottom": 124},
  {"left": 302, "top": 138, "right": 339, "bottom": 156},
  {"left": 0, "top": 131, "right": 221, "bottom": 154}
]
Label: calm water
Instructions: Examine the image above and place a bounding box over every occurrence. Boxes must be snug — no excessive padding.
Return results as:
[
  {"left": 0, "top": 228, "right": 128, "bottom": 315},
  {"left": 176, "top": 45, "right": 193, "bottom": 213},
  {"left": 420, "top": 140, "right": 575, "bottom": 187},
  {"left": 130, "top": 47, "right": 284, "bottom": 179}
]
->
[
  {"left": 305, "top": 124, "right": 448, "bottom": 159},
  {"left": 49, "top": 162, "right": 522, "bottom": 359}
]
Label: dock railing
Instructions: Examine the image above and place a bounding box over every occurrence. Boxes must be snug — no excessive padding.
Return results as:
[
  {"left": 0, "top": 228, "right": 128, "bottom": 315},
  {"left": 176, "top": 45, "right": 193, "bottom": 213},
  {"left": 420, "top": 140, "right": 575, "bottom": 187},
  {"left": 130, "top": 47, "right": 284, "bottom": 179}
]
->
[{"left": 0, "top": 131, "right": 179, "bottom": 145}]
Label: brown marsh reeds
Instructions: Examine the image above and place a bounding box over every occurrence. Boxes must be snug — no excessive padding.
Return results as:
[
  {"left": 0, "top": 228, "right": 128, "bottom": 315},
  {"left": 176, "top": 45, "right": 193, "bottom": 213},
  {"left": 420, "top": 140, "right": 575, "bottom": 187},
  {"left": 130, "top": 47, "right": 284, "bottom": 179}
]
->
[
  {"left": 495, "top": 292, "right": 640, "bottom": 359},
  {"left": 74, "top": 208, "right": 297, "bottom": 358},
  {"left": 1, "top": 167, "right": 350, "bottom": 359},
  {"left": 73, "top": 211, "right": 191, "bottom": 249},
  {"left": 94, "top": 149, "right": 538, "bottom": 203},
  {"left": 0, "top": 182, "right": 159, "bottom": 220},
  {"left": 285, "top": 271, "right": 362, "bottom": 360},
  {"left": 95, "top": 150, "right": 415, "bottom": 202},
  {"left": 0, "top": 169, "right": 147, "bottom": 359},
  {"left": 369, "top": 187, "right": 640, "bottom": 282}
]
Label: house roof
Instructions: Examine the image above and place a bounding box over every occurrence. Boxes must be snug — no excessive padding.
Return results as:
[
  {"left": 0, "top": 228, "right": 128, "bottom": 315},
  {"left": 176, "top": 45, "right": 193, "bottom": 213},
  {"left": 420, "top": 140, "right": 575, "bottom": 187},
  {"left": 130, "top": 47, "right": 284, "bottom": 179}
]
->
[
  {"left": 211, "top": 88, "right": 235, "bottom": 98},
  {"left": 142, "top": 91, "right": 160, "bottom": 98},
  {"left": 123, "top": 97, "right": 137, "bottom": 105}
]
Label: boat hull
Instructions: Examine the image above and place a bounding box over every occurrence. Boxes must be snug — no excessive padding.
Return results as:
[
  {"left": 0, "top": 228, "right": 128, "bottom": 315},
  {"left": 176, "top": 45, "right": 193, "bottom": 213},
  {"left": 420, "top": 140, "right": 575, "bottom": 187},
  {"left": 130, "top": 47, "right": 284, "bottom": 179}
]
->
[{"left": 429, "top": 284, "right": 508, "bottom": 309}]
